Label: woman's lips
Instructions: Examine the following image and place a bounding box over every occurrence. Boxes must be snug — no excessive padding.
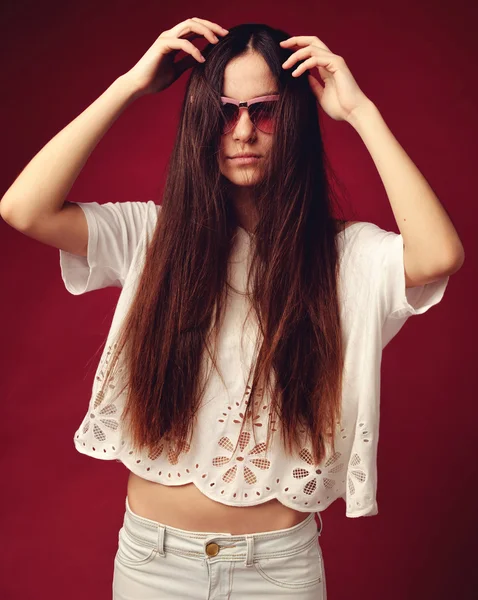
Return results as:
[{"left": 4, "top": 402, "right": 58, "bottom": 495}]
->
[{"left": 228, "top": 156, "right": 261, "bottom": 165}]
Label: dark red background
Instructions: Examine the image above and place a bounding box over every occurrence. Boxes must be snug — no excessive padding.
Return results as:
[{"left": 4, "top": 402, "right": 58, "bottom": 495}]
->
[{"left": 1, "top": 1, "right": 476, "bottom": 598}]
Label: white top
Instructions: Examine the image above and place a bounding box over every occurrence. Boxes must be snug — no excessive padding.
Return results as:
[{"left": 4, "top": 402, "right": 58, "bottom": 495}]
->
[{"left": 59, "top": 200, "right": 449, "bottom": 518}]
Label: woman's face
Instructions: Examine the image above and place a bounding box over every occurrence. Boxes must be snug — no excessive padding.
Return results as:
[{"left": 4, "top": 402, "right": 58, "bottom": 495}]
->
[{"left": 218, "top": 51, "right": 278, "bottom": 187}]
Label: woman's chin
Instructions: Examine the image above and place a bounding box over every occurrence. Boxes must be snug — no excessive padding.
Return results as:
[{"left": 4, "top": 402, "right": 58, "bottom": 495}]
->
[{"left": 221, "top": 170, "right": 263, "bottom": 186}]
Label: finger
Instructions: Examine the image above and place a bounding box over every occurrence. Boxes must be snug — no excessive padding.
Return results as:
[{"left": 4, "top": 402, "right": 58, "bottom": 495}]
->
[
  {"left": 291, "top": 56, "right": 319, "bottom": 77},
  {"left": 280, "top": 36, "right": 331, "bottom": 52},
  {"left": 308, "top": 74, "right": 324, "bottom": 101},
  {"left": 282, "top": 47, "right": 313, "bottom": 69},
  {"left": 175, "top": 19, "right": 221, "bottom": 45},
  {"left": 161, "top": 37, "right": 206, "bottom": 63},
  {"left": 190, "top": 17, "right": 229, "bottom": 35}
]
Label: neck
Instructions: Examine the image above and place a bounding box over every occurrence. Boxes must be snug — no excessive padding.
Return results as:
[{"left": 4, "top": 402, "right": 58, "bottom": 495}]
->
[{"left": 232, "top": 186, "right": 258, "bottom": 233}]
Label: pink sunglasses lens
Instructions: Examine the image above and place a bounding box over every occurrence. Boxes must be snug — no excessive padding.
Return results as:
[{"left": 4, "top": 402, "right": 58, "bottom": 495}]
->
[{"left": 221, "top": 102, "right": 277, "bottom": 134}]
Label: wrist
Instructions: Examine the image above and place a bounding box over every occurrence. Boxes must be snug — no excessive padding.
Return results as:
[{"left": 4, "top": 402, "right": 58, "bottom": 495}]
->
[
  {"left": 346, "top": 99, "right": 379, "bottom": 130},
  {"left": 114, "top": 74, "right": 148, "bottom": 103}
]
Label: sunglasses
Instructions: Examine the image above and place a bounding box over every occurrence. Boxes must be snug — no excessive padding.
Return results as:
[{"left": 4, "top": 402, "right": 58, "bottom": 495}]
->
[{"left": 220, "top": 94, "right": 280, "bottom": 134}]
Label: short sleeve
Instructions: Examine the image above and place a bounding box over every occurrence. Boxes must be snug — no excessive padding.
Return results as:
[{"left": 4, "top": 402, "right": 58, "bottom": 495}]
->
[
  {"left": 59, "top": 200, "right": 160, "bottom": 295},
  {"left": 357, "top": 222, "right": 450, "bottom": 346}
]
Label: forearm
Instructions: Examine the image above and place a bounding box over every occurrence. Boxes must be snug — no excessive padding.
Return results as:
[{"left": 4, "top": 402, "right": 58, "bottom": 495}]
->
[
  {"left": 0, "top": 75, "right": 142, "bottom": 228},
  {"left": 347, "top": 101, "right": 465, "bottom": 272}
]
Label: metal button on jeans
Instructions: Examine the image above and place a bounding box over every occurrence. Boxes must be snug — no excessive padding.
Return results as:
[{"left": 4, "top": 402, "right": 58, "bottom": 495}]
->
[{"left": 205, "top": 542, "right": 220, "bottom": 557}]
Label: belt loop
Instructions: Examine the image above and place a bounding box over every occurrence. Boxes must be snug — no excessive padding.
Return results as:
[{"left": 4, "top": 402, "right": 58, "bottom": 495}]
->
[
  {"left": 244, "top": 535, "right": 254, "bottom": 567},
  {"left": 316, "top": 511, "right": 323, "bottom": 536},
  {"left": 157, "top": 524, "right": 166, "bottom": 556}
]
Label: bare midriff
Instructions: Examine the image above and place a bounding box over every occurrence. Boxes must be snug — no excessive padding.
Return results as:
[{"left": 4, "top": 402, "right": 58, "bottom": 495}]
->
[{"left": 127, "top": 472, "right": 312, "bottom": 534}]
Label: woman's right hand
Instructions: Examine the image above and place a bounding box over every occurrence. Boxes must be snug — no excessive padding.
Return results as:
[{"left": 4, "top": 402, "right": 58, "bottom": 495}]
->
[{"left": 122, "top": 17, "right": 229, "bottom": 97}]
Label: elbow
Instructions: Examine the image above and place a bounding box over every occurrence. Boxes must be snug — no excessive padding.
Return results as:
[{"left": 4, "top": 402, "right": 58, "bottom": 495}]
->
[{"left": 437, "top": 247, "right": 465, "bottom": 276}]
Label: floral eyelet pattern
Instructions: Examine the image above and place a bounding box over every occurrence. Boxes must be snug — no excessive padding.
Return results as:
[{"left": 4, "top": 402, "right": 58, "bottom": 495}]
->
[{"left": 74, "top": 344, "right": 376, "bottom": 516}]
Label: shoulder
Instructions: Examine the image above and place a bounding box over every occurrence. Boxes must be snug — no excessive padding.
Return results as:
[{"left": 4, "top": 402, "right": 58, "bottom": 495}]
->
[{"left": 336, "top": 220, "right": 362, "bottom": 233}]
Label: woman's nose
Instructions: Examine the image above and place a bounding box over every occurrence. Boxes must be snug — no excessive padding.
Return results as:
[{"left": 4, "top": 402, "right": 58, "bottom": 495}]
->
[{"left": 232, "top": 108, "right": 256, "bottom": 140}]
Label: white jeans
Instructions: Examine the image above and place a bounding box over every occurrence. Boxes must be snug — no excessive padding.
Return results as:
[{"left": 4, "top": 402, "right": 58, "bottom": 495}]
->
[{"left": 113, "top": 496, "right": 327, "bottom": 599}]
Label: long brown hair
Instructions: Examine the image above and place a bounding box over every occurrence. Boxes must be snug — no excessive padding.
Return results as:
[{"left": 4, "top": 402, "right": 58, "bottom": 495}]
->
[{"left": 100, "top": 23, "right": 349, "bottom": 466}]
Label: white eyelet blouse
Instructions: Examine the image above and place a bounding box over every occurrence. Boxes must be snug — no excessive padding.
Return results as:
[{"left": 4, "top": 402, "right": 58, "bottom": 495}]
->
[{"left": 59, "top": 201, "right": 449, "bottom": 518}]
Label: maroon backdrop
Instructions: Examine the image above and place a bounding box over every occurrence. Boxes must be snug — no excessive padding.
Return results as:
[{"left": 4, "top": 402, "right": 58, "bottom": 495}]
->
[{"left": 0, "top": 1, "right": 476, "bottom": 598}]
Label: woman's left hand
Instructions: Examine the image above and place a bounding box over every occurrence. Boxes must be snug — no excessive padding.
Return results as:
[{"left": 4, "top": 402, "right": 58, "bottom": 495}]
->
[{"left": 280, "top": 36, "right": 372, "bottom": 123}]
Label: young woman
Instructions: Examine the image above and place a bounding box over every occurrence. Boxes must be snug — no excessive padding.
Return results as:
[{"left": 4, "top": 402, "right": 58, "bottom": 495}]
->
[{"left": 1, "top": 18, "right": 462, "bottom": 600}]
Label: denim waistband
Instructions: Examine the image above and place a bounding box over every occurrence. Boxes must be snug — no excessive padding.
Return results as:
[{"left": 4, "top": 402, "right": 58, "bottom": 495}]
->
[{"left": 122, "top": 496, "right": 323, "bottom": 566}]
